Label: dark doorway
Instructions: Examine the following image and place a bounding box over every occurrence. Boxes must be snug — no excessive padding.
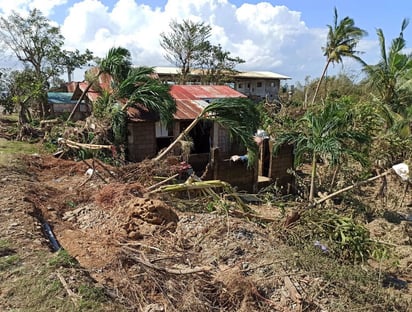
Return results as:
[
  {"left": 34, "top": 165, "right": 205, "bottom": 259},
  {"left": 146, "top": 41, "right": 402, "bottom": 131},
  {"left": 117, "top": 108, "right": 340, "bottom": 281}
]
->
[{"left": 180, "top": 120, "right": 212, "bottom": 154}]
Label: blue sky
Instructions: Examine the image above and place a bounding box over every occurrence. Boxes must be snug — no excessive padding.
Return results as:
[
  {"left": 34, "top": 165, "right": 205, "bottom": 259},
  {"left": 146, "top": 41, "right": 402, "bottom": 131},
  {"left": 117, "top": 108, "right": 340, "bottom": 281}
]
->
[{"left": 1, "top": 0, "right": 411, "bottom": 84}]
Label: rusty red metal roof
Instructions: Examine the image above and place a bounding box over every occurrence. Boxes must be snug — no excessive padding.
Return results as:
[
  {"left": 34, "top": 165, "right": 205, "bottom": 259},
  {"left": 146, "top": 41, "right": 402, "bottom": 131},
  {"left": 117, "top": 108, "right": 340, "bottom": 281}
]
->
[
  {"left": 127, "top": 104, "right": 159, "bottom": 122},
  {"left": 70, "top": 82, "right": 102, "bottom": 102},
  {"left": 170, "top": 85, "right": 246, "bottom": 120}
]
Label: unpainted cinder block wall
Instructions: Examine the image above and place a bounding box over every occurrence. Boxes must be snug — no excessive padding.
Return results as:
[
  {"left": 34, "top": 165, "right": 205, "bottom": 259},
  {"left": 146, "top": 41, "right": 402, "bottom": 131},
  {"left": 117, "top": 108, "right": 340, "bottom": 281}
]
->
[
  {"left": 127, "top": 122, "right": 157, "bottom": 162},
  {"left": 202, "top": 148, "right": 257, "bottom": 193},
  {"left": 269, "top": 143, "right": 294, "bottom": 192}
]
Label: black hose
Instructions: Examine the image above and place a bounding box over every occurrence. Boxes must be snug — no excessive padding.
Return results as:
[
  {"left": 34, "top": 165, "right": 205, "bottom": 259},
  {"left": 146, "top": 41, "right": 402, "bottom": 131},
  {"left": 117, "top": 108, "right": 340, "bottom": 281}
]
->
[{"left": 42, "top": 221, "right": 62, "bottom": 252}]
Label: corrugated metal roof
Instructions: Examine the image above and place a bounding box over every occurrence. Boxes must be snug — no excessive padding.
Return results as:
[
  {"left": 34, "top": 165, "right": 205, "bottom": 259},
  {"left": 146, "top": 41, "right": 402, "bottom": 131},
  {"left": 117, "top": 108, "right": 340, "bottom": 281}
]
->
[
  {"left": 48, "top": 92, "right": 76, "bottom": 104},
  {"left": 170, "top": 85, "right": 246, "bottom": 120},
  {"left": 127, "top": 104, "right": 159, "bottom": 122},
  {"left": 154, "top": 67, "right": 291, "bottom": 80},
  {"left": 235, "top": 71, "right": 291, "bottom": 80}
]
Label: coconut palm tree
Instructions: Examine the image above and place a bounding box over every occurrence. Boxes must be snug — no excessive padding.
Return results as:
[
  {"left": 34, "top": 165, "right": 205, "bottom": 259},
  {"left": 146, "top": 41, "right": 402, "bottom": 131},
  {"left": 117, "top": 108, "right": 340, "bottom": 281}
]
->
[
  {"left": 67, "top": 47, "right": 132, "bottom": 122},
  {"left": 116, "top": 66, "right": 175, "bottom": 126},
  {"left": 311, "top": 8, "right": 367, "bottom": 105},
  {"left": 274, "top": 100, "right": 370, "bottom": 202},
  {"left": 110, "top": 66, "right": 176, "bottom": 147},
  {"left": 361, "top": 20, "right": 412, "bottom": 167},
  {"left": 362, "top": 19, "right": 412, "bottom": 116}
]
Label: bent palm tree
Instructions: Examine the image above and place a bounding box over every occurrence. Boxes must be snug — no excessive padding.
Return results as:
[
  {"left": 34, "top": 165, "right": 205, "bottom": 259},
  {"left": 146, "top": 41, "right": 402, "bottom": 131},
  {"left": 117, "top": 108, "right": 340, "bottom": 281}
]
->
[
  {"left": 362, "top": 19, "right": 412, "bottom": 115},
  {"left": 311, "top": 8, "right": 366, "bottom": 105},
  {"left": 67, "top": 47, "right": 132, "bottom": 122},
  {"left": 111, "top": 66, "right": 176, "bottom": 146},
  {"left": 116, "top": 66, "right": 175, "bottom": 126}
]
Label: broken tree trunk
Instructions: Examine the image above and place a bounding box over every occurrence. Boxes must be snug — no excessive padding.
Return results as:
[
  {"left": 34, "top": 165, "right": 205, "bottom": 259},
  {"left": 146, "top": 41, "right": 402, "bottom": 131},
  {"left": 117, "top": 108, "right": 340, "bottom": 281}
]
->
[
  {"left": 67, "top": 71, "right": 101, "bottom": 122},
  {"left": 314, "top": 168, "right": 393, "bottom": 206},
  {"left": 154, "top": 113, "right": 204, "bottom": 162}
]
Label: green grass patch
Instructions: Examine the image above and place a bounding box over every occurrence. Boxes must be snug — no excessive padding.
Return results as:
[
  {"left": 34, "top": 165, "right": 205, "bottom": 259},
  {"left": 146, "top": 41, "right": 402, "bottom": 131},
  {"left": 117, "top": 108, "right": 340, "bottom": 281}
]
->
[
  {"left": 48, "top": 249, "right": 79, "bottom": 269},
  {"left": 3, "top": 253, "right": 126, "bottom": 312},
  {"left": 0, "top": 239, "right": 19, "bottom": 271},
  {"left": 0, "top": 239, "right": 10, "bottom": 251},
  {"left": 0, "top": 138, "right": 43, "bottom": 164},
  {"left": 285, "top": 236, "right": 410, "bottom": 311},
  {"left": 0, "top": 254, "right": 20, "bottom": 271}
]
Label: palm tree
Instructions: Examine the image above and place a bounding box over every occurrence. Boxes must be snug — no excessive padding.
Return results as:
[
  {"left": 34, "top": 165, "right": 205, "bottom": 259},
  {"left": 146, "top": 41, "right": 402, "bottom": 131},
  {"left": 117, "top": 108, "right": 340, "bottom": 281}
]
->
[
  {"left": 67, "top": 47, "right": 132, "bottom": 122},
  {"left": 274, "top": 100, "right": 370, "bottom": 202},
  {"left": 311, "top": 8, "right": 366, "bottom": 105},
  {"left": 362, "top": 19, "right": 412, "bottom": 115},
  {"left": 116, "top": 66, "right": 175, "bottom": 126},
  {"left": 111, "top": 66, "right": 176, "bottom": 147},
  {"left": 361, "top": 20, "right": 412, "bottom": 168}
]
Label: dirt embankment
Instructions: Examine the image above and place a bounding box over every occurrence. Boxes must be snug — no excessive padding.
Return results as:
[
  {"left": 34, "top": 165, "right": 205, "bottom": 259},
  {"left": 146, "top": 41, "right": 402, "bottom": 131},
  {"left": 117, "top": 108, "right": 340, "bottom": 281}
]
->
[{"left": 1, "top": 147, "right": 411, "bottom": 311}]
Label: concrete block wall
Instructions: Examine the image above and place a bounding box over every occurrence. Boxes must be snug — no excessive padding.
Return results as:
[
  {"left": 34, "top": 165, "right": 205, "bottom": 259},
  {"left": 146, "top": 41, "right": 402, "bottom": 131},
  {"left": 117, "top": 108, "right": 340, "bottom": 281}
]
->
[
  {"left": 269, "top": 143, "right": 294, "bottom": 192},
  {"left": 127, "top": 122, "right": 157, "bottom": 162},
  {"left": 202, "top": 148, "right": 257, "bottom": 193}
]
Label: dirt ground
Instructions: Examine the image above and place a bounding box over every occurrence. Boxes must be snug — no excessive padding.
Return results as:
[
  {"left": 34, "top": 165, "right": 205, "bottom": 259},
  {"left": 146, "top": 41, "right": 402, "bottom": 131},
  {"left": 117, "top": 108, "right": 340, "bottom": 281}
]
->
[{"left": 0, "top": 118, "right": 411, "bottom": 311}]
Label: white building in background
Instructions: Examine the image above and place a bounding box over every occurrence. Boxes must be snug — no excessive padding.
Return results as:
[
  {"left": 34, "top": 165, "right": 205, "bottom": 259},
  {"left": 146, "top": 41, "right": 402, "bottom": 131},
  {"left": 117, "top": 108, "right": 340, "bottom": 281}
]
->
[{"left": 154, "top": 67, "right": 290, "bottom": 103}]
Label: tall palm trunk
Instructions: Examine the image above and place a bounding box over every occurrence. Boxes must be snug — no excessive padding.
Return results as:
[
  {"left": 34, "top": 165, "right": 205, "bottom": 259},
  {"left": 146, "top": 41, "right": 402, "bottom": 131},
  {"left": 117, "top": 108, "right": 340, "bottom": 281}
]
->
[
  {"left": 311, "top": 59, "right": 331, "bottom": 105},
  {"left": 309, "top": 152, "right": 317, "bottom": 202}
]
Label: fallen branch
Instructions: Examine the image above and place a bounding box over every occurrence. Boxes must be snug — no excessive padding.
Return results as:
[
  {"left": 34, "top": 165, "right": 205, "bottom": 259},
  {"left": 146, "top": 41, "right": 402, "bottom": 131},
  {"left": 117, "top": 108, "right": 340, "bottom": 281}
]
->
[
  {"left": 149, "top": 179, "right": 230, "bottom": 194},
  {"left": 314, "top": 169, "right": 393, "bottom": 206},
  {"left": 82, "top": 159, "right": 108, "bottom": 183},
  {"left": 120, "top": 243, "right": 164, "bottom": 253},
  {"left": 228, "top": 209, "right": 277, "bottom": 223},
  {"left": 94, "top": 158, "right": 117, "bottom": 179},
  {"left": 284, "top": 275, "right": 303, "bottom": 305},
  {"left": 123, "top": 249, "right": 210, "bottom": 275},
  {"left": 147, "top": 174, "right": 179, "bottom": 191},
  {"left": 57, "top": 272, "right": 80, "bottom": 305},
  {"left": 58, "top": 138, "right": 113, "bottom": 151}
]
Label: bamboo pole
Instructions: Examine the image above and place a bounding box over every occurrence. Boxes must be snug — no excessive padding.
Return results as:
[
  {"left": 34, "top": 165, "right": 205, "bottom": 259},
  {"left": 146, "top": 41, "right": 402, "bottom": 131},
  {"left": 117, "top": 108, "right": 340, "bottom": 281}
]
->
[
  {"left": 59, "top": 138, "right": 113, "bottom": 150},
  {"left": 146, "top": 174, "right": 179, "bottom": 191},
  {"left": 314, "top": 169, "right": 393, "bottom": 206},
  {"left": 154, "top": 113, "right": 204, "bottom": 162}
]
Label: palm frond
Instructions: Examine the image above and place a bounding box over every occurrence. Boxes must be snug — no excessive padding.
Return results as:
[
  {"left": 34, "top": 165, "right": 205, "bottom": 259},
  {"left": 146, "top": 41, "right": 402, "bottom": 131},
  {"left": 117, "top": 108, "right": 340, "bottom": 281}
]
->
[
  {"left": 99, "top": 47, "right": 132, "bottom": 83},
  {"left": 202, "top": 97, "right": 260, "bottom": 163},
  {"left": 117, "top": 66, "right": 176, "bottom": 126}
]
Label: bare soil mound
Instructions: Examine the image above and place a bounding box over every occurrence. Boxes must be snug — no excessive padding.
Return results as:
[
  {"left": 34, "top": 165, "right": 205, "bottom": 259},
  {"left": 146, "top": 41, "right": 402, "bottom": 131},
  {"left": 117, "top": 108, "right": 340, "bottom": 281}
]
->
[{"left": 1, "top": 151, "right": 411, "bottom": 311}]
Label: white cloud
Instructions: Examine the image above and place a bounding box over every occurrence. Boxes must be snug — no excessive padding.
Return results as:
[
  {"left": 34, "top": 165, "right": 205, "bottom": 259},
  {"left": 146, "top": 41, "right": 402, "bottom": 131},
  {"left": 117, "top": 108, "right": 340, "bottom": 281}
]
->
[
  {"left": 0, "top": 0, "right": 67, "bottom": 17},
  {"left": 2, "top": 0, "right": 352, "bottom": 83}
]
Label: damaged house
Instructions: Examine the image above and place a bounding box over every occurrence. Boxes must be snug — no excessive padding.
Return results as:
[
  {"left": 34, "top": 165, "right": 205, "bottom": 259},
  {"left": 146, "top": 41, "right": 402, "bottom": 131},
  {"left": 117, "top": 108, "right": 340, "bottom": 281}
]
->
[
  {"left": 127, "top": 84, "right": 294, "bottom": 193},
  {"left": 67, "top": 71, "right": 294, "bottom": 193}
]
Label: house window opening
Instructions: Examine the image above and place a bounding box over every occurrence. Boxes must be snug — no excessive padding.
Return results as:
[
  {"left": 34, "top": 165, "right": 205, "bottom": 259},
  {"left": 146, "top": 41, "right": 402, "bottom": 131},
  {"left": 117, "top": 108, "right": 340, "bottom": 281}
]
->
[{"left": 155, "top": 121, "right": 173, "bottom": 152}]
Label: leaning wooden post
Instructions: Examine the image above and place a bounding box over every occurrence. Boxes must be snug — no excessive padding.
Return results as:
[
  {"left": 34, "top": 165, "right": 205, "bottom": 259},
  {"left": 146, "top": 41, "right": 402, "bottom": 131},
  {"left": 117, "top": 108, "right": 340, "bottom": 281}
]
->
[
  {"left": 154, "top": 113, "right": 204, "bottom": 162},
  {"left": 314, "top": 169, "right": 393, "bottom": 206}
]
